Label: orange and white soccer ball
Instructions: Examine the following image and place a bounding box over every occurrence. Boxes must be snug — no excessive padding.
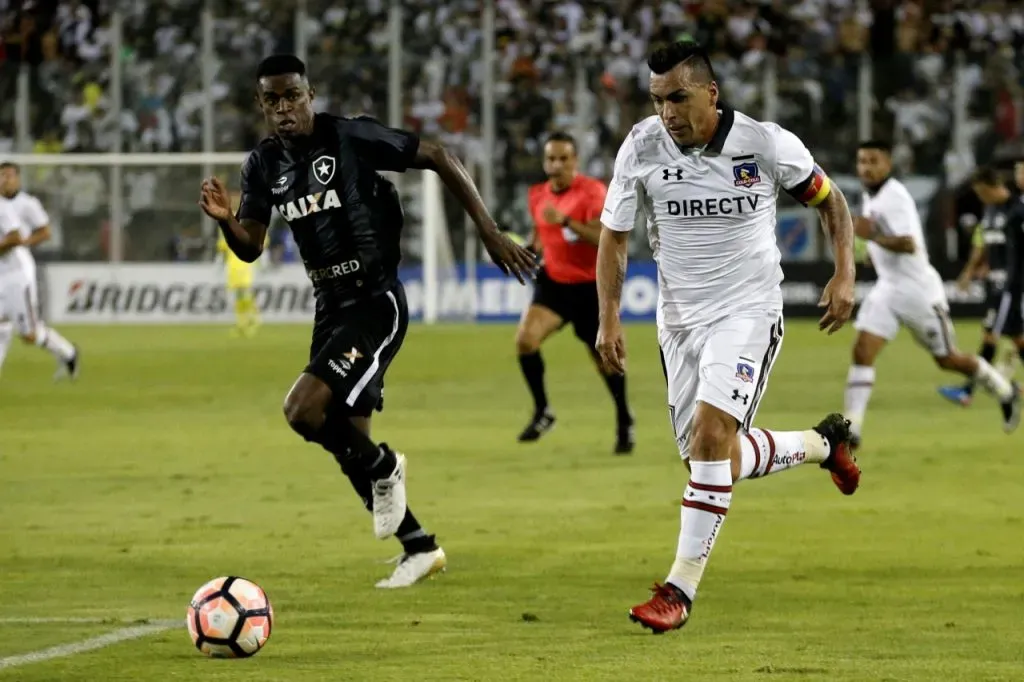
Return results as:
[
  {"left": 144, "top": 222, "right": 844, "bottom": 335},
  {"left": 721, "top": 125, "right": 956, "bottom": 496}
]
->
[{"left": 186, "top": 576, "right": 273, "bottom": 658}]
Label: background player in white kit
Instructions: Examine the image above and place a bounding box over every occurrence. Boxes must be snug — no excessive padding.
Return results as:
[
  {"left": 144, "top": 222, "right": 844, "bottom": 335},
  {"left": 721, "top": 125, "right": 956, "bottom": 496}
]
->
[
  {"left": 0, "top": 162, "right": 79, "bottom": 380},
  {"left": 595, "top": 41, "right": 860, "bottom": 634},
  {"left": 844, "top": 143, "right": 1019, "bottom": 448}
]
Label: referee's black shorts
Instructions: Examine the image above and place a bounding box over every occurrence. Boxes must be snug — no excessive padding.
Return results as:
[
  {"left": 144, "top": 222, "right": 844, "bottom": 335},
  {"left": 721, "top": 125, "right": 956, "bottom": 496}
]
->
[
  {"left": 531, "top": 267, "right": 600, "bottom": 347},
  {"left": 306, "top": 282, "right": 409, "bottom": 416},
  {"left": 982, "top": 283, "right": 1024, "bottom": 338}
]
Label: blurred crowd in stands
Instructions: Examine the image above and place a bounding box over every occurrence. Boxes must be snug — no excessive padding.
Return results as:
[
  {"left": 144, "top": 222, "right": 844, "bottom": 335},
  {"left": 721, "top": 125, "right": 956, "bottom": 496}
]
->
[{"left": 1, "top": 0, "right": 1023, "bottom": 262}]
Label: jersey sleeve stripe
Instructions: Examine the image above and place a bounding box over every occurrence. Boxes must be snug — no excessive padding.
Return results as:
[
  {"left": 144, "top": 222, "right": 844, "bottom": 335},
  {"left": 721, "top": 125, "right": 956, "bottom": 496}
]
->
[{"left": 786, "top": 164, "right": 831, "bottom": 207}]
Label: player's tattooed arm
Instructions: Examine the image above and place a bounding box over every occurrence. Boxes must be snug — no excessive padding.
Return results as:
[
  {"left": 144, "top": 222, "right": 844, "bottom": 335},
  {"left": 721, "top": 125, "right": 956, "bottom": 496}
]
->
[
  {"left": 815, "top": 185, "right": 857, "bottom": 333},
  {"left": 595, "top": 227, "right": 629, "bottom": 374}
]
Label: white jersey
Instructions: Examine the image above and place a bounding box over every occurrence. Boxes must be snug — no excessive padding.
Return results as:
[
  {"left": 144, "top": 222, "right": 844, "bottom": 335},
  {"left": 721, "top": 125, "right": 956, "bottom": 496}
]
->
[
  {"left": 860, "top": 178, "right": 944, "bottom": 299},
  {"left": 602, "top": 107, "right": 828, "bottom": 330},
  {"left": 0, "top": 192, "right": 49, "bottom": 280}
]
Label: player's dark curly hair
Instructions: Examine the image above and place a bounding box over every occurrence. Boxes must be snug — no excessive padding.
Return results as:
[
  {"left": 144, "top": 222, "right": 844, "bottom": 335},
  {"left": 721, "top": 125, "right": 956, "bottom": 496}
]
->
[
  {"left": 647, "top": 41, "right": 715, "bottom": 82},
  {"left": 256, "top": 54, "right": 306, "bottom": 81}
]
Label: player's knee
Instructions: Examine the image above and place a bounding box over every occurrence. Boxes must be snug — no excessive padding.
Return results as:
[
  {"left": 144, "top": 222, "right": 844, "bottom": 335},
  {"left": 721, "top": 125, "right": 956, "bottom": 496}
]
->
[
  {"left": 515, "top": 327, "right": 540, "bottom": 355},
  {"left": 690, "top": 412, "right": 735, "bottom": 461},
  {"left": 21, "top": 333, "right": 36, "bottom": 344},
  {"left": 282, "top": 392, "right": 328, "bottom": 441}
]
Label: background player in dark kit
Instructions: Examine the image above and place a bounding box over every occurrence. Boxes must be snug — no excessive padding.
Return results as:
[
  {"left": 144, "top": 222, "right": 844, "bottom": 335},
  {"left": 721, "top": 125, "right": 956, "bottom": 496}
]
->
[
  {"left": 199, "top": 55, "right": 536, "bottom": 588},
  {"left": 939, "top": 165, "right": 1024, "bottom": 406}
]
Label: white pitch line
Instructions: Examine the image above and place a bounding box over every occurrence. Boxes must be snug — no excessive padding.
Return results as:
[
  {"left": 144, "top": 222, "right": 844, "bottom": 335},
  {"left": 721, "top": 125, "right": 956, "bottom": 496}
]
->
[
  {"left": 0, "top": 617, "right": 171, "bottom": 625},
  {"left": 0, "top": 619, "right": 179, "bottom": 671}
]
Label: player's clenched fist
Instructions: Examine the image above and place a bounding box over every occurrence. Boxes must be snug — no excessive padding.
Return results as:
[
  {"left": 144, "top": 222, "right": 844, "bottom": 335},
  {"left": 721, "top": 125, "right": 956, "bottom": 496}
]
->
[
  {"left": 817, "top": 270, "right": 855, "bottom": 334},
  {"left": 199, "top": 177, "right": 232, "bottom": 221},
  {"left": 596, "top": 322, "right": 626, "bottom": 375}
]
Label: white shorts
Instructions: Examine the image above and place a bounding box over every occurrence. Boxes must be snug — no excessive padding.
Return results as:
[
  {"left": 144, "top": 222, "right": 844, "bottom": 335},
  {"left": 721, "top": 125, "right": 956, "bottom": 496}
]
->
[
  {"left": 0, "top": 274, "right": 41, "bottom": 336},
  {"left": 854, "top": 286, "right": 956, "bottom": 357},
  {"left": 659, "top": 310, "right": 784, "bottom": 460}
]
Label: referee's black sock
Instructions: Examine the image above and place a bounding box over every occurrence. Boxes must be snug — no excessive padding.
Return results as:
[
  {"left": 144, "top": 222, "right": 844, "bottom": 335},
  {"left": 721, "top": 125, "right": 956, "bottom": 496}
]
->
[
  {"left": 967, "top": 342, "right": 998, "bottom": 395},
  {"left": 519, "top": 351, "right": 549, "bottom": 414},
  {"left": 602, "top": 371, "right": 632, "bottom": 428}
]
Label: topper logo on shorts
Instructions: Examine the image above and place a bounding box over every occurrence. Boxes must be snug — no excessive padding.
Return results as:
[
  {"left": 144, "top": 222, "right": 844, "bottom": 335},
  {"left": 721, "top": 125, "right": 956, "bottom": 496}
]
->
[
  {"left": 733, "top": 161, "right": 761, "bottom": 188},
  {"left": 735, "top": 362, "right": 755, "bottom": 383},
  {"left": 343, "top": 347, "right": 362, "bottom": 363},
  {"left": 328, "top": 357, "right": 350, "bottom": 377}
]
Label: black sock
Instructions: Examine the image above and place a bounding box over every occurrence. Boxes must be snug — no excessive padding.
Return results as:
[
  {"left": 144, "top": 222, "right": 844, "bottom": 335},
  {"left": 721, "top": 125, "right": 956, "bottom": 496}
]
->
[
  {"left": 602, "top": 371, "right": 632, "bottom": 427},
  {"left": 316, "top": 415, "right": 397, "bottom": 479},
  {"left": 519, "top": 352, "right": 548, "bottom": 414},
  {"left": 966, "top": 343, "right": 998, "bottom": 395},
  {"left": 1018, "top": 346, "right": 1024, "bottom": 366},
  {"left": 337, "top": 461, "right": 435, "bottom": 554}
]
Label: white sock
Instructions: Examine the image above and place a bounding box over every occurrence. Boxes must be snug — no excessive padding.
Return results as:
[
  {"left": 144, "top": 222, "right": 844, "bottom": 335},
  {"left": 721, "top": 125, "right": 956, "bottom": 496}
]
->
[
  {"left": 0, "top": 321, "right": 12, "bottom": 376},
  {"left": 36, "top": 325, "right": 76, "bottom": 363},
  {"left": 973, "top": 357, "right": 1013, "bottom": 402},
  {"left": 737, "top": 428, "right": 829, "bottom": 480},
  {"left": 666, "top": 459, "right": 732, "bottom": 601},
  {"left": 844, "top": 365, "right": 875, "bottom": 439}
]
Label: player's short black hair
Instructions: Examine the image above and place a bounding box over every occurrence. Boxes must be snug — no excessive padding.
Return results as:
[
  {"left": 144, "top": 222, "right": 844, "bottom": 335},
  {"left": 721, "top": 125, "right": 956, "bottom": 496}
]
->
[
  {"left": 858, "top": 139, "right": 893, "bottom": 154},
  {"left": 647, "top": 41, "right": 715, "bottom": 83},
  {"left": 0, "top": 162, "right": 18, "bottom": 172},
  {"left": 256, "top": 54, "right": 307, "bottom": 82},
  {"left": 544, "top": 131, "right": 577, "bottom": 152},
  {"left": 971, "top": 165, "right": 1003, "bottom": 187}
]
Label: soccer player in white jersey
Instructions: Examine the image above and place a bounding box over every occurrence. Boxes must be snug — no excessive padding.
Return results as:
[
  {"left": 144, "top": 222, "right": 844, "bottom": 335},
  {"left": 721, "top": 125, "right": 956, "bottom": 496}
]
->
[
  {"left": 0, "top": 162, "right": 79, "bottom": 380},
  {"left": 595, "top": 41, "right": 860, "bottom": 634},
  {"left": 844, "top": 146, "right": 1020, "bottom": 448}
]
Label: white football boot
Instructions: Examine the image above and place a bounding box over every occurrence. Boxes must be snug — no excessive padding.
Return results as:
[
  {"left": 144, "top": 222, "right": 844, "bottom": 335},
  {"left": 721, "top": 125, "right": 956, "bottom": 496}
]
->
[
  {"left": 372, "top": 452, "right": 407, "bottom": 539},
  {"left": 375, "top": 547, "right": 447, "bottom": 589}
]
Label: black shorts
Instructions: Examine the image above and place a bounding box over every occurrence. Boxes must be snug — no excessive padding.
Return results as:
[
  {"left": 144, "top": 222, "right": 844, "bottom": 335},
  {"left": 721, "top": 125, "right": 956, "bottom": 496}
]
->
[
  {"left": 982, "top": 285, "right": 1023, "bottom": 338},
  {"left": 306, "top": 282, "right": 409, "bottom": 417},
  {"left": 531, "top": 268, "right": 599, "bottom": 346}
]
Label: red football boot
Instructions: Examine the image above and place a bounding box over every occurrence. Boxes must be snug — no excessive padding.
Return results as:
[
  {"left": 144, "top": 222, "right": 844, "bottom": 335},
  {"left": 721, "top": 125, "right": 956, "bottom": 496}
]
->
[
  {"left": 628, "top": 583, "right": 692, "bottom": 634},
  {"left": 815, "top": 413, "right": 860, "bottom": 495}
]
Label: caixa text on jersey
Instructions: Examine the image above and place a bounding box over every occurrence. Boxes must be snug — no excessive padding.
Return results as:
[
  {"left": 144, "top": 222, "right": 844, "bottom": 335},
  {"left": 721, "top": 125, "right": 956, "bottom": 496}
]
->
[{"left": 305, "top": 259, "right": 361, "bottom": 283}]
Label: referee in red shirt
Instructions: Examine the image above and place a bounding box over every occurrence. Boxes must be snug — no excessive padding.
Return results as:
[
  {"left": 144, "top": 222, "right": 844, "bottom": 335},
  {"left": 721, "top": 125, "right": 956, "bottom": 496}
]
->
[{"left": 515, "top": 132, "right": 634, "bottom": 453}]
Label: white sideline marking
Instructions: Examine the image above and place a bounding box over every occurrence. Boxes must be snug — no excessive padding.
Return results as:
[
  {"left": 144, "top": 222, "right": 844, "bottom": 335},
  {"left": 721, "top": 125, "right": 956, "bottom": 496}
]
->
[
  {"left": 0, "top": 617, "right": 167, "bottom": 625},
  {"left": 0, "top": 619, "right": 179, "bottom": 671}
]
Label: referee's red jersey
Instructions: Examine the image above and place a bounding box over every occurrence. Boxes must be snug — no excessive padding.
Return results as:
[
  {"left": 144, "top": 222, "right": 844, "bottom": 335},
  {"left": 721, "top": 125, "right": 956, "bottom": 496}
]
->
[{"left": 527, "top": 174, "right": 607, "bottom": 284}]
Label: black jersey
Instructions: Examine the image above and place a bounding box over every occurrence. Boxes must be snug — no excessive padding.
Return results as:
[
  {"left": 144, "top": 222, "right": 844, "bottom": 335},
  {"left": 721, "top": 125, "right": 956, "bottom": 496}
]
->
[
  {"left": 981, "top": 195, "right": 1024, "bottom": 293},
  {"left": 237, "top": 113, "right": 418, "bottom": 309}
]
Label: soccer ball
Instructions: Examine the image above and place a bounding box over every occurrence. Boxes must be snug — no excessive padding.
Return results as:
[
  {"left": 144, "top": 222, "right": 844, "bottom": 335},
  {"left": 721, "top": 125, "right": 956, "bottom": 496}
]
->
[{"left": 186, "top": 576, "right": 273, "bottom": 658}]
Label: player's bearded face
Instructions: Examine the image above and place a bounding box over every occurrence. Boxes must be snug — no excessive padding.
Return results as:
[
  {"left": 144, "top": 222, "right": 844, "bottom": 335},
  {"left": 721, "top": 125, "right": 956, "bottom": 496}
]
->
[
  {"left": 649, "top": 67, "right": 718, "bottom": 147},
  {"left": 0, "top": 168, "right": 17, "bottom": 196},
  {"left": 542, "top": 141, "right": 577, "bottom": 187},
  {"left": 855, "top": 149, "right": 890, "bottom": 187},
  {"left": 257, "top": 74, "right": 315, "bottom": 138}
]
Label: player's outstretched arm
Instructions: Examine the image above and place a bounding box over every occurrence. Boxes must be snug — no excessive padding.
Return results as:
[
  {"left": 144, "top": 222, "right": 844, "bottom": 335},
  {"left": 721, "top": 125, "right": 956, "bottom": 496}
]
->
[
  {"left": 595, "top": 226, "right": 629, "bottom": 374},
  {"left": 815, "top": 185, "right": 857, "bottom": 334},
  {"left": 853, "top": 216, "right": 915, "bottom": 253},
  {"left": 199, "top": 176, "right": 267, "bottom": 263},
  {"left": 411, "top": 140, "right": 537, "bottom": 283}
]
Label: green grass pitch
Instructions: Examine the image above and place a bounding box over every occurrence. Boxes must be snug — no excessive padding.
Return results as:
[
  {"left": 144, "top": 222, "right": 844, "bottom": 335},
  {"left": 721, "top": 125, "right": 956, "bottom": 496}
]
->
[{"left": 1, "top": 321, "right": 1023, "bottom": 681}]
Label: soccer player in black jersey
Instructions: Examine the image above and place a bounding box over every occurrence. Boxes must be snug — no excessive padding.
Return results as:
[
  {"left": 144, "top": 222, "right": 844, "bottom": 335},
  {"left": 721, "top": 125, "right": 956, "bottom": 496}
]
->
[
  {"left": 199, "top": 55, "right": 536, "bottom": 589},
  {"left": 940, "top": 164, "right": 1024, "bottom": 407}
]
